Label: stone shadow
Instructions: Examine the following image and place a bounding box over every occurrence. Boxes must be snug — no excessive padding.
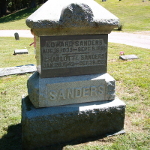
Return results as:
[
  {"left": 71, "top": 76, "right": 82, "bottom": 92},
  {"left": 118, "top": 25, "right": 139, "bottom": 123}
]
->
[
  {"left": 0, "top": 123, "right": 103, "bottom": 150},
  {"left": 0, "top": 122, "right": 124, "bottom": 150},
  {"left": 0, "top": 123, "right": 22, "bottom": 150}
]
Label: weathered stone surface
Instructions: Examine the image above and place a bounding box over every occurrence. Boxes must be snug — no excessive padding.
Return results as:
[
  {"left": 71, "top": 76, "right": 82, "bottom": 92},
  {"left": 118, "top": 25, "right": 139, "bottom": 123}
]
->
[
  {"left": 37, "top": 34, "right": 108, "bottom": 78},
  {"left": 13, "top": 49, "right": 28, "bottom": 55},
  {"left": 0, "top": 64, "right": 36, "bottom": 77},
  {"left": 26, "top": 0, "right": 119, "bottom": 36},
  {"left": 26, "top": 0, "right": 119, "bottom": 77},
  {"left": 22, "top": 96, "right": 126, "bottom": 150},
  {"left": 27, "top": 72, "right": 115, "bottom": 108},
  {"left": 119, "top": 54, "right": 138, "bottom": 60},
  {"left": 22, "top": 1, "right": 125, "bottom": 149}
]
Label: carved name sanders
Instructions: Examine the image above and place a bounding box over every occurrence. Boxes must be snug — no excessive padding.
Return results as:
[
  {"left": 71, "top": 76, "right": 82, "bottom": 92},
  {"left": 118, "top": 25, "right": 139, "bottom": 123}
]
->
[{"left": 48, "top": 85, "right": 104, "bottom": 101}]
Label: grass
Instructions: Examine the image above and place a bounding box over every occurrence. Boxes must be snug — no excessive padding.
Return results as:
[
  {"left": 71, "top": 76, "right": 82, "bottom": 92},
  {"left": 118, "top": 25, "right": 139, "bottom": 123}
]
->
[
  {"left": 0, "top": 0, "right": 150, "bottom": 32},
  {"left": 0, "top": 37, "right": 150, "bottom": 149},
  {"left": 0, "top": 37, "right": 35, "bottom": 67},
  {"left": 0, "top": 37, "right": 35, "bottom": 149},
  {"left": 96, "top": 0, "right": 150, "bottom": 32},
  {"left": 0, "top": 0, "right": 150, "bottom": 149},
  {"left": 0, "top": 6, "right": 40, "bottom": 30}
]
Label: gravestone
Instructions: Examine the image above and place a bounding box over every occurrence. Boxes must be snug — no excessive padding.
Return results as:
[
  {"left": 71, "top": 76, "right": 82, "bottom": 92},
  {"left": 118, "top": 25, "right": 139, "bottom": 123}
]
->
[
  {"left": 13, "top": 49, "right": 28, "bottom": 55},
  {"left": 0, "top": 64, "right": 36, "bottom": 77},
  {"left": 119, "top": 54, "right": 138, "bottom": 60},
  {"left": 22, "top": 0, "right": 126, "bottom": 149},
  {"left": 39, "top": 34, "right": 108, "bottom": 78},
  {"left": 14, "top": 32, "right": 19, "bottom": 40}
]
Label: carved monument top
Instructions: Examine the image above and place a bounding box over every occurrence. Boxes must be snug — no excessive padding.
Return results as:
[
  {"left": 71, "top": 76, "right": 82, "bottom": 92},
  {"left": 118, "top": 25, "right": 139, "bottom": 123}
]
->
[{"left": 26, "top": 0, "right": 119, "bottom": 35}]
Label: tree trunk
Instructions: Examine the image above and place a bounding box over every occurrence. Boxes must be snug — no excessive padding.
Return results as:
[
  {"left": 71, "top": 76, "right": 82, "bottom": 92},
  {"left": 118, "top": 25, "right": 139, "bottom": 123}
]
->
[
  {"left": 30, "top": 0, "right": 37, "bottom": 8},
  {"left": 0, "top": 0, "right": 7, "bottom": 17}
]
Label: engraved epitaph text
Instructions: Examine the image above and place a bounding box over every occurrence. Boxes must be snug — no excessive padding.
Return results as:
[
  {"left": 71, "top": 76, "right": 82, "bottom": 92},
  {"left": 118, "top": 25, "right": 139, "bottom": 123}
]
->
[{"left": 40, "top": 35, "right": 108, "bottom": 77}]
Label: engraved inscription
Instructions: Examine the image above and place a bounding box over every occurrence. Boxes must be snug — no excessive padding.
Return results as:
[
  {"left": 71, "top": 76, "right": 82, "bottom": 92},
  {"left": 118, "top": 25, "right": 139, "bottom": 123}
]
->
[
  {"left": 48, "top": 85, "right": 104, "bottom": 101},
  {"left": 41, "top": 38, "right": 107, "bottom": 69}
]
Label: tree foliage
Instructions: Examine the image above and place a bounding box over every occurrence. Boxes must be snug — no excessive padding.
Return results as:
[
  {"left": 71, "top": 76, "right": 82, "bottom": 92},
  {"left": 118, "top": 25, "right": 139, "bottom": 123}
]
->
[{"left": 0, "top": 0, "right": 47, "bottom": 17}]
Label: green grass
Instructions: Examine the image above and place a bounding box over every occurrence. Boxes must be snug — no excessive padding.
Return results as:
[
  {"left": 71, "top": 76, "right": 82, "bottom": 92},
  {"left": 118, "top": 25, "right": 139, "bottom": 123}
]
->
[
  {"left": 0, "top": 0, "right": 150, "bottom": 32},
  {"left": 0, "top": 37, "right": 149, "bottom": 149},
  {"left": 0, "top": 37, "right": 35, "bottom": 149},
  {"left": 0, "top": 0, "right": 150, "bottom": 149},
  {"left": 0, "top": 37, "right": 35, "bottom": 67},
  {"left": 96, "top": 0, "right": 150, "bottom": 32},
  {"left": 0, "top": 7, "right": 39, "bottom": 30}
]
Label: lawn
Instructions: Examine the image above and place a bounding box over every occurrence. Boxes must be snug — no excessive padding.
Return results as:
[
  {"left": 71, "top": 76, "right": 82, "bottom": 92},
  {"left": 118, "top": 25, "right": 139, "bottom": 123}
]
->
[
  {"left": 0, "top": 0, "right": 150, "bottom": 149},
  {"left": 96, "top": 0, "right": 150, "bottom": 32},
  {"left": 0, "top": 0, "right": 150, "bottom": 32},
  {"left": 0, "top": 7, "right": 39, "bottom": 30},
  {"left": 0, "top": 37, "right": 149, "bottom": 149}
]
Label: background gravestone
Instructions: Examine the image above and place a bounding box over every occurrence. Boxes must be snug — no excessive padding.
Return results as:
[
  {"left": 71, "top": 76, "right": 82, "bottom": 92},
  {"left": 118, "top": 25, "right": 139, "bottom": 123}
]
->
[
  {"left": 14, "top": 32, "right": 19, "bottom": 40},
  {"left": 119, "top": 54, "right": 138, "bottom": 60},
  {"left": 13, "top": 49, "right": 28, "bottom": 55},
  {"left": 22, "top": 0, "right": 126, "bottom": 149}
]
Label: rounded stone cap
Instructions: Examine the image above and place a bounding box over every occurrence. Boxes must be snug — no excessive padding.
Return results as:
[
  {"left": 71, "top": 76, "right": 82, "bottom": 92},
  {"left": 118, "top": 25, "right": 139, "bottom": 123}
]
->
[
  {"left": 26, "top": 0, "right": 119, "bottom": 35},
  {"left": 59, "top": 3, "right": 94, "bottom": 27}
]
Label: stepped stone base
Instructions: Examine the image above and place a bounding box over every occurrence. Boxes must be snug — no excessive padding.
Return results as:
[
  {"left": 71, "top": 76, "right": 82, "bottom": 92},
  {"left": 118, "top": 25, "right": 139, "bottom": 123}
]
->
[
  {"left": 22, "top": 96, "right": 126, "bottom": 150},
  {"left": 27, "top": 72, "right": 115, "bottom": 108}
]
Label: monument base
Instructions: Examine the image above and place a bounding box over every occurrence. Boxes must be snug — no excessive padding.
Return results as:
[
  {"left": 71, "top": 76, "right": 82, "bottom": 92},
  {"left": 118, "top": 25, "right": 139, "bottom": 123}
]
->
[
  {"left": 22, "top": 96, "right": 125, "bottom": 150},
  {"left": 27, "top": 72, "right": 116, "bottom": 108}
]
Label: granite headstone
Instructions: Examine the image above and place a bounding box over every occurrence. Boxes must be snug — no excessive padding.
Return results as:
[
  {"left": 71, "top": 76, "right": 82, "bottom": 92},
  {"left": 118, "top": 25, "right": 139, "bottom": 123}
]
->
[
  {"left": 22, "top": 0, "right": 126, "bottom": 149},
  {"left": 26, "top": 0, "right": 119, "bottom": 78}
]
